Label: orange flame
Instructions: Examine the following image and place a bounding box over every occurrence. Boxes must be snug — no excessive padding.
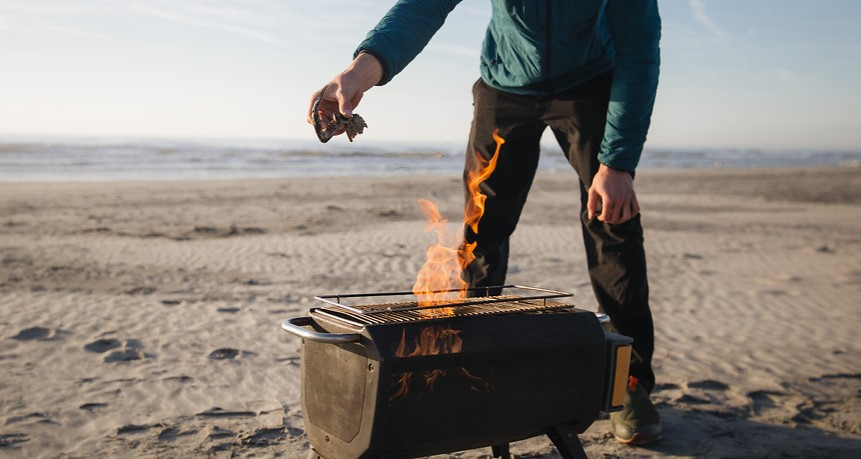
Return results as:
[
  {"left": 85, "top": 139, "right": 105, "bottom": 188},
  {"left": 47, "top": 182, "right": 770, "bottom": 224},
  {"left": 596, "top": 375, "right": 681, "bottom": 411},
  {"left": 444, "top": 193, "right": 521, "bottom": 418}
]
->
[
  {"left": 411, "top": 129, "right": 504, "bottom": 308},
  {"left": 390, "top": 326, "right": 490, "bottom": 400},
  {"left": 465, "top": 129, "right": 503, "bottom": 234},
  {"left": 411, "top": 199, "right": 474, "bottom": 312}
]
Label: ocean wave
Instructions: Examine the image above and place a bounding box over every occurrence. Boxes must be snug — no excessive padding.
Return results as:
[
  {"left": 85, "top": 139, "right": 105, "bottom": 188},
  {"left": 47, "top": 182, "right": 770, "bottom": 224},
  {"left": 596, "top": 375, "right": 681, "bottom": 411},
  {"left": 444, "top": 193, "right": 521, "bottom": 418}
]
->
[{"left": 0, "top": 138, "right": 859, "bottom": 182}]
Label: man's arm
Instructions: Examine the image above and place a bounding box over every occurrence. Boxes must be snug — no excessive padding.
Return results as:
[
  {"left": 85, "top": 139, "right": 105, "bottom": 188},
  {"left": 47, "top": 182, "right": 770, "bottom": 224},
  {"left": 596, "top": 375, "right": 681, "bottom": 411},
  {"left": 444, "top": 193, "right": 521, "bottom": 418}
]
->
[
  {"left": 308, "top": 0, "right": 461, "bottom": 133},
  {"left": 588, "top": 0, "right": 661, "bottom": 224},
  {"left": 355, "top": 0, "right": 462, "bottom": 86},
  {"left": 600, "top": 0, "right": 661, "bottom": 171}
]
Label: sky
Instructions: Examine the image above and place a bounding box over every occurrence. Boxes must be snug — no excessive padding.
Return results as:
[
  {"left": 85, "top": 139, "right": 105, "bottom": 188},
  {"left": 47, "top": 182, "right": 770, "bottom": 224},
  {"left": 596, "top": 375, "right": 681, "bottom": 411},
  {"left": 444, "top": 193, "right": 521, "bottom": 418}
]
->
[{"left": 1, "top": 0, "right": 860, "bottom": 151}]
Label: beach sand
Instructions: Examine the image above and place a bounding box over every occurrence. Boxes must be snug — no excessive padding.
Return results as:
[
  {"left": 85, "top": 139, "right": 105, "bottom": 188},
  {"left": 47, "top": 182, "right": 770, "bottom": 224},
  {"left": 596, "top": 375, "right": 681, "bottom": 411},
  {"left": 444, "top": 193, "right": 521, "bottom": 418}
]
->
[{"left": 1, "top": 166, "right": 860, "bottom": 458}]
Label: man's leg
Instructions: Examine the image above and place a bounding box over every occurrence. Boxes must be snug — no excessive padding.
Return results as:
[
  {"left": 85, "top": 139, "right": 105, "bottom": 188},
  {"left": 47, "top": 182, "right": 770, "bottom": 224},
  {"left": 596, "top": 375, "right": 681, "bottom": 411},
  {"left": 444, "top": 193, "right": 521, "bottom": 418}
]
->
[
  {"left": 463, "top": 79, "right": 544, "bottom": 295},
  {"left": 541, "top": 71, "right": 655, "bottom": 391},
  {"left": 579, "top": 189, "right": 655, "bottom": 391},
  {"left": 542, "top": 72, "right": 660, "bottom": 444}
]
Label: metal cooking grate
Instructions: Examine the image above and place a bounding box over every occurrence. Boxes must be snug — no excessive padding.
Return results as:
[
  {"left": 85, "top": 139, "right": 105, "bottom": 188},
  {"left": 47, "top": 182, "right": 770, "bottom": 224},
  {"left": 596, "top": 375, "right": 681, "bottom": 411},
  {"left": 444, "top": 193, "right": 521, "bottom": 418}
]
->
[{"left": 310, "top": 285, "right": 577, "bottom": 326}]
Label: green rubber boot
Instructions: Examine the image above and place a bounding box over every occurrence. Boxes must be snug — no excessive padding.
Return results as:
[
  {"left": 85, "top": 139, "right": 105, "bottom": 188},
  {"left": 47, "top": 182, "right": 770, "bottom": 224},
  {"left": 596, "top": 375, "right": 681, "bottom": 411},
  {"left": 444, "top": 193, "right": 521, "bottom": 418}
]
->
[{"left": 609, "top": 376, "right": 663, "bottom": 445}]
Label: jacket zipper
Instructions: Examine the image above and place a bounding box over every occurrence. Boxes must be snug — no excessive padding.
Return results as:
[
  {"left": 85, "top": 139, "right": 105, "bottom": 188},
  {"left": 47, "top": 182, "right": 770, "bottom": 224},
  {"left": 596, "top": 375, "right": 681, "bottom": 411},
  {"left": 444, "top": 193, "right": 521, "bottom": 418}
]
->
[{"left": 545, "top": 0, "right": 553, "bottom": 93}]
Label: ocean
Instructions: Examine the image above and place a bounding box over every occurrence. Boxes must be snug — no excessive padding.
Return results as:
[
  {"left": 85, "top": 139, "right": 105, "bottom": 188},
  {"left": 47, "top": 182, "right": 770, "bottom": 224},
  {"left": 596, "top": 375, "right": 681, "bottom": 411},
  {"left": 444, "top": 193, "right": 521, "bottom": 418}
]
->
[{"left": 1, "top": 136, "right": 859, "bottom": 182}]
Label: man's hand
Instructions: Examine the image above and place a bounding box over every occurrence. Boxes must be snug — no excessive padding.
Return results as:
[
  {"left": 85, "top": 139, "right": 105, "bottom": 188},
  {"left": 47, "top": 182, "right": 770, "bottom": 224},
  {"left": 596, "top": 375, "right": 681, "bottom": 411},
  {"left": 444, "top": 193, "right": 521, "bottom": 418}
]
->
[
  {"left": 307, "top": 53, "right": 383, "bottom": 133},
  {"left": 587, "top": 163, "right": 640, "bottom": 224}
]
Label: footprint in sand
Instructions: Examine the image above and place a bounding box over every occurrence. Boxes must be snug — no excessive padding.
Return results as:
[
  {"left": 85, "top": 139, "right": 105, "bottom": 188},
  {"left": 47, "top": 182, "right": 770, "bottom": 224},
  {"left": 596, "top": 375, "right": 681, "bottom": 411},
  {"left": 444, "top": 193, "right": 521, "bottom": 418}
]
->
[
  {"left": 209, "top": 348, "right": 239, "bottom": 360},
  {"left": 675, "top": 379, "right": 743, "bottom": 418},
  {"left": 157, "top": 425, "right": 197, "bottom": 442},
  {"left": 11, "top": 327, "right": 50, "bottom": 340},
  {"left": 677, "top": 394, "right": 712, "bottom": 405},
  {"left": 208, "top": 348, "right": 255, "bottom": 360},
  {"left": 799, "top": 373, "right": 861, "bottom": 435},
  {"left": 84, "top": 338, "right": 121, "bottom": 353},
  {"left": 282, "top": 410, "right": 306, "bottom": 438},
  {"left": 206, "top": 426, "right": 237, "bottom": 440},
  {"left": 11, "top": 326, "right": 66, "bottom": 341},
  {"left": 117, "top": 424, "right": 158, "bottom": 435},
  {"left": 105, "top": 349, "right": 144, "bottom": 363},
  {"left": 79, "top": 403, "right": 109, "bottom": 412},
  {"left": 239, "top": 427, "right": 287, "bottom": 447},
  {"left": 124, "top": 286, "right": 157, "bottom": 295},
  {"left": 747, "top": 389, "right": 795, "bottom": 418},
  {"left": 680, "top": 379, "right": 732, "bottom": 404},
  {"left": 276, "top": 356, "right": 301, "bottom": 366},
  {"left": 5, "top": 412, "right": 55, "bottom": 426},
  {"left": 0, "top": 433, "right": 30, "bottom": 448},
  {"left": 654, "top": 382, "right": 681, "bottom": 391},
  {"left": 688, "top": 379, "right": 731, "bottom": 391},
  {"left": 196, "top": 407, "right": 256, "bottom": 418},
  {"left": 103, "top": 339, "right": 148, "bottom": 363}
]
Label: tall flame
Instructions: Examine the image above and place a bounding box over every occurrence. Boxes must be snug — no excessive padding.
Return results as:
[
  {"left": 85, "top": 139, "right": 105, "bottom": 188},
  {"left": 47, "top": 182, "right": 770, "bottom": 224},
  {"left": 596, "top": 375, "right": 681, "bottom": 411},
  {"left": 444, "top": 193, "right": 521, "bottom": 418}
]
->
[
  {"left": 464, "top": 130, "right": 504, "bottom": 235},
  {"left": 411, "top": 129, "right": 504, "bottom": 308}
]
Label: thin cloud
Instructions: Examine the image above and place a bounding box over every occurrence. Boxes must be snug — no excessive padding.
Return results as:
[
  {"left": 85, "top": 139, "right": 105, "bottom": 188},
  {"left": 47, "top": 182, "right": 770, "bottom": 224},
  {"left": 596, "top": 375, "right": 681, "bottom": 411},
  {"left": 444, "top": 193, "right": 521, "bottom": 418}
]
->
[
  {"left": 130, "top": 1, "right": 291, "bottom": 48},
  {"left": 40, "top": 22, "right": 107, "bottom": 40},
  {"left": 427, "top": 42, "right": 478, "bottom": 58},
  {"left": 0, "top": 0, "right": 114, "bottom": 15},
  {"left": 690, "top": 0, "right": 728, "bottom": 42},
  {"left": 126, "top": 0, "right": 374, "bottom": 49},
  {"left": 0, "top": 16, "right": 106, "bottom": 39},
  {"left": 187, "top": 3, "right": 274, "bottom": 28}
]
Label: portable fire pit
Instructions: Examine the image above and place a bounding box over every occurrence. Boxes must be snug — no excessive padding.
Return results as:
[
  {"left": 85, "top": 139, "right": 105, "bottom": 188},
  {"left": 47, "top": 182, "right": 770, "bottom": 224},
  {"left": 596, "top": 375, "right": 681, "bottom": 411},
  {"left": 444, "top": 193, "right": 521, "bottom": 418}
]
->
[{"left": 281, "top": 285, "right": 633, "bottom": 459}]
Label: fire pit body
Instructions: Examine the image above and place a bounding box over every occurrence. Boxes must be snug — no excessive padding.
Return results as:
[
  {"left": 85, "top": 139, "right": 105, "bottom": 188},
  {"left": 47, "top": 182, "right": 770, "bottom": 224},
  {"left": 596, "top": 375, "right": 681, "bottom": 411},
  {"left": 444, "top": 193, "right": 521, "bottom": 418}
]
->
[{"left": 282, "top": 286, "right": 633, "bottom": 459}]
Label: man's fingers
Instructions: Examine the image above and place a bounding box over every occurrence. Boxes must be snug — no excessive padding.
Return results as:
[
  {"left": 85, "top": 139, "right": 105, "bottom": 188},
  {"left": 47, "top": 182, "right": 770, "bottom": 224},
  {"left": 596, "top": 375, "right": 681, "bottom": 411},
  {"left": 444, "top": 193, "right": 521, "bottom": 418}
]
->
[
  {"left": 586, "top": 188, "right": 599, "bottom": 220},
  {"left": 306, "top": 91, "right": 321, "bottom": 125},
  {"left": 600, "top": 197, "right": 640, "bottom": 224},
  {"left": 333, "top": 86, "right": 353, "bottom": 117},
  {"left": 598, "top": 197, "right": 616, "bottom": 223},
  {"left": 350, "top": 93, "right": 364, "bottom": 113},
  {"left": 620, "top": 201, "right": 632, "bottom": 224}
]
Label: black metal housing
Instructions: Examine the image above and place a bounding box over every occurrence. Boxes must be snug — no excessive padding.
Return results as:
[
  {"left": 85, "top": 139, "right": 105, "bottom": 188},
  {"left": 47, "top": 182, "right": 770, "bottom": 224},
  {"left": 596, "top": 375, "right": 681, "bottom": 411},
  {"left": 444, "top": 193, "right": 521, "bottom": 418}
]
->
[{"left": 294, "top": 307, "right": 626, "bottom": 459}]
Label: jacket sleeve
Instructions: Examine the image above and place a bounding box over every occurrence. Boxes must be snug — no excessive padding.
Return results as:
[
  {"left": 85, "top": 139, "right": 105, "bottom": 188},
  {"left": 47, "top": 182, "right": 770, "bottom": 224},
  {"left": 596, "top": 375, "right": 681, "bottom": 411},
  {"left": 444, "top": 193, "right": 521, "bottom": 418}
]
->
[
  {"left": 355, "top": 0, "right": 462, "bottom": 86},
  {"left": 600, "top": 0, "right": 661, "bottom": 171}
]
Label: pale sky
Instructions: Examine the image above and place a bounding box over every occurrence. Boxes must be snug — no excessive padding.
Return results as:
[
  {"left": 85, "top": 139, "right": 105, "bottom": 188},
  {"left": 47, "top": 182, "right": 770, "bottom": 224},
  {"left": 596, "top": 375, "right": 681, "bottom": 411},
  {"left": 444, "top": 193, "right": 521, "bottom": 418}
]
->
[{"left": 1, "top": 0, "right": 860, "bottom": 151}]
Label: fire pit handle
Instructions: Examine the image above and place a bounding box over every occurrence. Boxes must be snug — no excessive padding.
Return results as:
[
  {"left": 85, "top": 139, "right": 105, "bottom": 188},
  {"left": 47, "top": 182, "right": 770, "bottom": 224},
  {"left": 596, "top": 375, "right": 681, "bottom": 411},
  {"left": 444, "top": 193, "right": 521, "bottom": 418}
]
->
[{"left": 281, "top": 317, "right": 362, "bottom": 344}]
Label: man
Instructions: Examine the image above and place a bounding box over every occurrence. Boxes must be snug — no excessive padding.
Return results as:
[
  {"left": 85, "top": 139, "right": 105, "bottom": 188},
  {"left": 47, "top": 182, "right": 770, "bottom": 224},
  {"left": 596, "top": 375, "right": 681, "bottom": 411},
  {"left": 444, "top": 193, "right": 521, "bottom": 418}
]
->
[{"left": 307, "top": 0, "right": 661, "bottom": 445}]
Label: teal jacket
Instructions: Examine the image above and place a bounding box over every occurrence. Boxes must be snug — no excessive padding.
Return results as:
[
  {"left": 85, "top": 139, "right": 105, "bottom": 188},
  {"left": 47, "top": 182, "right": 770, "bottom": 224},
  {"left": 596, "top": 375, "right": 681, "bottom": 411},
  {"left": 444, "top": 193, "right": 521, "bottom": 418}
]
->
[{"left": 356, "top": 0, "right": 661, "bottom": 171}]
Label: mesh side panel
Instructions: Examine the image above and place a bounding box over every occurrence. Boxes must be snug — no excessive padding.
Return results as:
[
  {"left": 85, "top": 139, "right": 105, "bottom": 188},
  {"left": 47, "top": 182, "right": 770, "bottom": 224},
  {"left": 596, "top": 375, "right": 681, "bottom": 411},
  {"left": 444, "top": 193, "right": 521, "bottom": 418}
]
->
[{"left": 304, "top": 340, "right": 367, "bottom": 442}]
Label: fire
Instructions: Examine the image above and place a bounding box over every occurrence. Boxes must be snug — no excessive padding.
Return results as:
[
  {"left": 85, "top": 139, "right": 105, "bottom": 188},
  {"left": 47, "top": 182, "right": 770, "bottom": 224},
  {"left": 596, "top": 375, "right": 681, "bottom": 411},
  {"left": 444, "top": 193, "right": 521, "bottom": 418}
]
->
[
  {"left": 410, "top": 199, "right": 472, "bottom": 314},
  {"left": 411, "top": 129, "right": 504, "bottom": 309},
  {"left": 464, "top": 130, "right": 503, "bottom": 235},
  {"left": 390, "top": 326, "right": 490, "bottom": 401},
  {"left": 391, "top": 130, "right": 504, "bottom": 401}
]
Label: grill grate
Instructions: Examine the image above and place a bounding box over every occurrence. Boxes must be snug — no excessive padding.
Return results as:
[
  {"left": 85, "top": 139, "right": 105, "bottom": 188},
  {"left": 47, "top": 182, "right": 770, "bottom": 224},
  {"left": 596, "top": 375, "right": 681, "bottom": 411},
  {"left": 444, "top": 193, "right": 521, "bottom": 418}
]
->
[{"left": 310, "top": 285, "right": 578, "bottom": 326}]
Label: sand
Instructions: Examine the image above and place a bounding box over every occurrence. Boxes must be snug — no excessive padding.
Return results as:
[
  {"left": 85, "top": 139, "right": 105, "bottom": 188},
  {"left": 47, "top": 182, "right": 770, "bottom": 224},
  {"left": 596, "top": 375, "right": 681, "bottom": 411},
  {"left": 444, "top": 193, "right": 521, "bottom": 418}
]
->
[{"left": 1, "top": 166, "right": 859, "bottom": 458}]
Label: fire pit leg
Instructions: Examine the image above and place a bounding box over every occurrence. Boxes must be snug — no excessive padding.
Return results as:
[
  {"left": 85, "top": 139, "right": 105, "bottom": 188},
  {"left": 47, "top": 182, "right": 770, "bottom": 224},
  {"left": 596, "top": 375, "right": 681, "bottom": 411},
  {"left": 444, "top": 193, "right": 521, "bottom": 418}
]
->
[
  {"left": 491, "top": 443, "right": 511, "bottom": 458},
  {"left": 546, "top": 424, "right": 588, "bottom": 459}
]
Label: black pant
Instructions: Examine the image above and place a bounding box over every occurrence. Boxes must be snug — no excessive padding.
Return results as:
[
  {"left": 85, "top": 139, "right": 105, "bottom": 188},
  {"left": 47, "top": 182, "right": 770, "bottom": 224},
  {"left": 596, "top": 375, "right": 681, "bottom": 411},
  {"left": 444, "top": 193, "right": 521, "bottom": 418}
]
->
[{"left": 462, "top": 73, "right": 655, "bottom": 392}]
